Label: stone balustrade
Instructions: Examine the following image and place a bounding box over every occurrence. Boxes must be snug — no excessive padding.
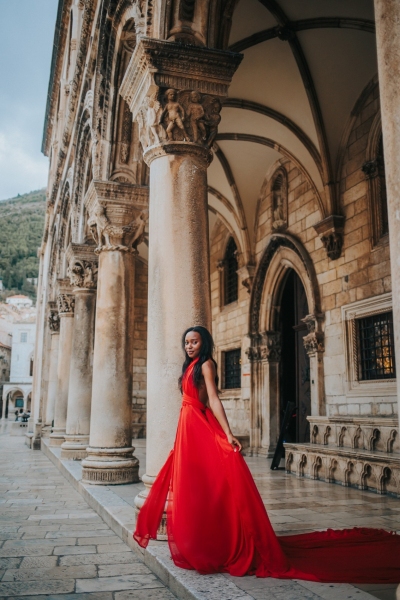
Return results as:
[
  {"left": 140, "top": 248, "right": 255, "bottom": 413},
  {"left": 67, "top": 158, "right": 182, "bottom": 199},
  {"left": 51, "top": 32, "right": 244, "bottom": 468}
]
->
[{"left": 284, "top": 416, "right": 400, "bottom": 497}]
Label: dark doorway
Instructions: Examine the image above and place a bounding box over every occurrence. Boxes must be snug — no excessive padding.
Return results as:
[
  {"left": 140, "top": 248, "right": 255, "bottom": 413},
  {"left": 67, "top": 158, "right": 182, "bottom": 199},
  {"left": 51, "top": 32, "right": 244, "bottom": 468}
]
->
[{"left": 280, "top": 269, "right": 311, "bottom": 443}]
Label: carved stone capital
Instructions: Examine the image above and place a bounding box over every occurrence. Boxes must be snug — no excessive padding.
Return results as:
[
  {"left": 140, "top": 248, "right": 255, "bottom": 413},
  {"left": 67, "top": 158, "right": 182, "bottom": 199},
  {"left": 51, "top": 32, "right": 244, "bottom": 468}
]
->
[
  {"left": 57, "top": 293, "right": 75, "bottom": 316},
  {"left": 66, "top": 244, "right": 98, "bottom": 290},
  {"left": 120, "top": 38, "right": 242, "bottom": 154},
  {"left": 313, "top": 215, "right": 345, "bottom": 260},
  {"left": 246, "top": 331, "right": 281, "bottom": 362},
  {"left": 48, "top": 302, "right": 60, "bottom": 333},
  {"left": 143, "top": 141, "right": 212, "bottom": 167},
  {"left": 303, "top": 331, "right": 325, "bottom": 356},
  {"left": 85, "top": 181, "right": 149, "bottom": 254}
]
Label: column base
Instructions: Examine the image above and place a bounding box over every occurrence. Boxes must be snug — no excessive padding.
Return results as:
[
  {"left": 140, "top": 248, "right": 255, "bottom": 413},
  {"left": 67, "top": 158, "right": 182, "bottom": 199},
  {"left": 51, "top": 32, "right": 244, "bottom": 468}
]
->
[
  {"left": 134, "top": 474, "right": 167, "bottom": 540},
  {"left": 81, "top": 446, "right": 139, "bottom": 485},
  {"left": 49, "top": 429, "right": 66, "bottom": 446},
  {"left": 60, "top": 435, "right": 90, "bottom": 460}
]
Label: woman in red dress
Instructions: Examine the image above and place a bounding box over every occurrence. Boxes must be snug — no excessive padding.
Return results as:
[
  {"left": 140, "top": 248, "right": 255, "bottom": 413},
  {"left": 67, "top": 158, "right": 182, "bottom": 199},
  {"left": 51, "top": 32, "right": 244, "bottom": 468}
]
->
[{"left": 134, "top": 326, "right": 400, "bottom": 583}]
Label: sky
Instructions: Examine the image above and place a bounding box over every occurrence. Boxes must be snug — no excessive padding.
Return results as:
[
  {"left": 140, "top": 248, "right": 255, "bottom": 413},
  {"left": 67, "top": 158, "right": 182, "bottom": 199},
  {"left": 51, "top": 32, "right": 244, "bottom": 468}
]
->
[{"left": 0, "top": 1, "right": 58, "bottom": 201}]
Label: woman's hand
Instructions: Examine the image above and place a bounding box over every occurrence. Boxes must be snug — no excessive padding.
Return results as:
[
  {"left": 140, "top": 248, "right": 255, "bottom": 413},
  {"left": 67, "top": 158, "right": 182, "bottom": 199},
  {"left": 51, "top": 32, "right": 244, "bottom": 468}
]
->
[{"left": 227, "top": 432, "right": 242, "bottom": 452}]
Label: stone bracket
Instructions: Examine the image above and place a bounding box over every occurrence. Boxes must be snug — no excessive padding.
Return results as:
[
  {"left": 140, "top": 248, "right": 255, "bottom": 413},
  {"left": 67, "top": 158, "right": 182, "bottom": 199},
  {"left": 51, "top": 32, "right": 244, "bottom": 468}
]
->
[{"left": 313, "top": 215, "right": 345, "bottom": 260}]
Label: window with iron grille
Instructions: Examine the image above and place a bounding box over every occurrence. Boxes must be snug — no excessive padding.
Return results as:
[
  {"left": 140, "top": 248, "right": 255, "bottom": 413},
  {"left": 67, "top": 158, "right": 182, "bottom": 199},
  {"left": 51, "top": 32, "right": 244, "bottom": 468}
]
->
[
  {"left": 357, "top": 311, "right": 396, "bottom": 380},
  {"left": 223, "top": 348, "right": 241, "bottom": 389},
  {"left": 224, "top": 238, "right": 238, "bottom": 305}
]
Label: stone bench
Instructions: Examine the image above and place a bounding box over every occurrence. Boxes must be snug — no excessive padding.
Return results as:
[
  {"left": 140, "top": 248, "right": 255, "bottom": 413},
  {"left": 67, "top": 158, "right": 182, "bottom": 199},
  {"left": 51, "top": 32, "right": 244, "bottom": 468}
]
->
[
  {"left": 284, "top": 442, "right": 400, "bottom": 497},
  {"left": 307, "top": 416, "right": 399, "bottom": 454}
]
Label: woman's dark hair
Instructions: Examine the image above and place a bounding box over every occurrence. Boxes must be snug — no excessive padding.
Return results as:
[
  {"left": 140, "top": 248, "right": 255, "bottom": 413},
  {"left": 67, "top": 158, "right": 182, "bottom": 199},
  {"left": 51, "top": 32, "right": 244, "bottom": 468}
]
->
[{"left": 178, "top": 326, "right": 219, "bottom": 391}]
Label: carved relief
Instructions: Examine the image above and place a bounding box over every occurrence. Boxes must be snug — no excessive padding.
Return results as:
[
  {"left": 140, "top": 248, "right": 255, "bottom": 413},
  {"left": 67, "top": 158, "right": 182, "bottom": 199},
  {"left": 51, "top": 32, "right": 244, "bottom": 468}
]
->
[
  {"left": 48, "top": 308, "right": 60, "bottom": 333},
  {"left": 246, "top": 331, "right": 282, "bottom": 363},
  {"left": 57, "top": 294, "right": 75, "bottom": 315},
  {"left": 271, "top": 170, "right": 288, "bottom": 231},
  {"left": 313, "top": 215, "right": 345, "bottom": 261},
  {"left": 89, "top": 204, "right": 147, "bottom": 253},
  {"left": 136, "top": 88, "right": 222, "bottom": 152},
  {"left": 68, "top": 259, "right": 98, "bottom": 289}
]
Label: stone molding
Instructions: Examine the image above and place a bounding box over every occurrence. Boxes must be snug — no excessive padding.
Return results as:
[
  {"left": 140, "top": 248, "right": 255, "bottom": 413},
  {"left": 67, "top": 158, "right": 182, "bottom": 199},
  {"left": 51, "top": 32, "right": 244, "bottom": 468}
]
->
[
  {"left": 143, "top": 140, "right": 212, "bottom": 166},
  {"left": 85, "top": 181, "right": 149, "bottom": 253},
  {"left": 246, "top": 331, "right": 281, "bottom": 363},
  {"left": 313, "top": 215, "right": 345, "bottom": 261},
  {"left": 66, "top": 243, "right": 98, "bottom": 290},
  {"left": 48, "top": 301, "right": 60, "bottom": 333},
  {"left": 120, "top": 37, "right": 242, "bottom": 154}
]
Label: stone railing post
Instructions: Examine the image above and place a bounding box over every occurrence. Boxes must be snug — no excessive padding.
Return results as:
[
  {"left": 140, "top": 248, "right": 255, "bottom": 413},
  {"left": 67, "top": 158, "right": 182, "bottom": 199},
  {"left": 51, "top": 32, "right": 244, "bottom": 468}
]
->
[
  {"left": 49, "top": 283, "right": 75, "bottom": 446},
  {"left": 81, "top": 181, "right": 148, "bottom": 484},
  {"left": 61, "top": 244, "right": 98, "bottom": 460},
  {"left": 120, "top": 38, "right": 242, "bottom": 517}
]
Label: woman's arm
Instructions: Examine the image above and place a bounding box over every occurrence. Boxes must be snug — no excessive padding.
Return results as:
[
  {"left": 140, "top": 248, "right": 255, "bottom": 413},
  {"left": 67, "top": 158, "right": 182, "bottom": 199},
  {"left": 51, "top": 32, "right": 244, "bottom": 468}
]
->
[{"left": 202, "top": 360, "right": 242, "bottom": 452}]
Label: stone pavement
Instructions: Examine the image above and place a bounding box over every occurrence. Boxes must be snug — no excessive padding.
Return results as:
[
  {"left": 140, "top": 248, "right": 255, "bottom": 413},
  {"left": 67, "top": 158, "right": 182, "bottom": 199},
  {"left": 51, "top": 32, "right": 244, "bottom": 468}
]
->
[
  {"left": 0, "top": 425, "right": 176, "bottom": 600},
  {"left": 1, "top": 424, "right": 400, "bottom": 600}
]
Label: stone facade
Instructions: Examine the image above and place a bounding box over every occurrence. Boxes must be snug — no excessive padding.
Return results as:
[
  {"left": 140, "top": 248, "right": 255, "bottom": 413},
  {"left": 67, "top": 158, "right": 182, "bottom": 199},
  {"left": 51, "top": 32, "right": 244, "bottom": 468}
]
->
[{"left": 32, "top": 0, "right": 400, "bottom": 497}]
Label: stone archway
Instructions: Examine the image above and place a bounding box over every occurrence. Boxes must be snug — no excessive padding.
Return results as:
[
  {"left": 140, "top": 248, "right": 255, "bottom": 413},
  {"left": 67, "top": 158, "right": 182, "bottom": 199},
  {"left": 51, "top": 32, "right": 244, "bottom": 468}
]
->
[{"left": 247, "top": 233, "right": 324, "bottom": 456}]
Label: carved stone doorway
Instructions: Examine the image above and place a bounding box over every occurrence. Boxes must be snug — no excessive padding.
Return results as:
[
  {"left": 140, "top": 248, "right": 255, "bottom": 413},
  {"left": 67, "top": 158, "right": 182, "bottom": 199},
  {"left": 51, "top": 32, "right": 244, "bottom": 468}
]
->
[{"left": 280, "top": 269, "right": 311, "bottom": 443}]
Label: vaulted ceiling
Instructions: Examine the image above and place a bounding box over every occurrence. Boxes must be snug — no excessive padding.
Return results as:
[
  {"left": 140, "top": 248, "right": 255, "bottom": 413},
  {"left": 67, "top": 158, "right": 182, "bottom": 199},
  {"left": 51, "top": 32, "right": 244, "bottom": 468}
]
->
[{"left": 208, "top": 0, "right": 377, "bottom": 261}]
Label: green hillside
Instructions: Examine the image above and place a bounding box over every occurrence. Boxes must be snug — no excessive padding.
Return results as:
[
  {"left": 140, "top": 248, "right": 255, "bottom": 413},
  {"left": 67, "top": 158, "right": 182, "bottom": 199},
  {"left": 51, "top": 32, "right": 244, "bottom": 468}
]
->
[{"left": 0, "top": 189, "right": 46, "bottom": 300}]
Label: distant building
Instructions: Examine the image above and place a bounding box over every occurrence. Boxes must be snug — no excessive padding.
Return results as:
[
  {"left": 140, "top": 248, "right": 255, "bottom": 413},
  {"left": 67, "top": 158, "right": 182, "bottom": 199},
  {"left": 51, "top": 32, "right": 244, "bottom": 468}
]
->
[
  {"left": 6, "top": 295, "right": 33, "bottom": 309},
  {"left": 2, "top": 321, "right": 36, "bottom": 419}
]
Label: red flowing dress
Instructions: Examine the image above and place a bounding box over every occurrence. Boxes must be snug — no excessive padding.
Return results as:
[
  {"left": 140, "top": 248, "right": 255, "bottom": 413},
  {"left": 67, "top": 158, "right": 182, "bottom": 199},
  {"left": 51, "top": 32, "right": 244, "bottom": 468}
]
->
[{"left": 134, "top": 358, "right": 400, "bottom": 583}]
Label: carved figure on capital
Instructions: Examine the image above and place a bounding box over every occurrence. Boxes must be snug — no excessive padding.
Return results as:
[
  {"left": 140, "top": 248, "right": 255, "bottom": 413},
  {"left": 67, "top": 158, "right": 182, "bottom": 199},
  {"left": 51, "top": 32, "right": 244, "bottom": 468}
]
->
[
  {"left": 48, "top": 309, "right": 60, "bottom": 333},
  {"left": 246, "top": 331, "right": 281, "bottom": 363},
  {"left": 89, "top": 204, "right": 148, "bottom": 252},
  {"left": 159, "top": 89, "right": 188, "bottom": 141},
  {"left": 68, "top": 259, "right": 98, "bottom": 289},
  {"left": 57, "top": 294, "right": 75, "bottom": 315}
]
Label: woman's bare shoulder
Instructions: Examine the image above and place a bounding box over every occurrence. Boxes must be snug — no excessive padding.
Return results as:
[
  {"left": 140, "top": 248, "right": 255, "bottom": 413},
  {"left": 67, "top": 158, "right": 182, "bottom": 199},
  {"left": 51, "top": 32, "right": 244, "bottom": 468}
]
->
[{"left": 201, "top": 359, "right": 216, "bottom": 375}]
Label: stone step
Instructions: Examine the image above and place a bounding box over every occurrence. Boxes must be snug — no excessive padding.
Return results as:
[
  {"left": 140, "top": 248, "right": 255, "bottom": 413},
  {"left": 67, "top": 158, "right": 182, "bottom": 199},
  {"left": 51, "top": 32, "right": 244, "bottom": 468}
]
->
[{"left": 284, "top": 442, "right": 400, "bottom": 497}]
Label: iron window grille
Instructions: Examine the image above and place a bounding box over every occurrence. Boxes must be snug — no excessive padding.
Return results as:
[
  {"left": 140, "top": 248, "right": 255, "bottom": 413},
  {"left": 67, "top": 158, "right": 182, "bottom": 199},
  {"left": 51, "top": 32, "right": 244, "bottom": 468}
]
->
[
  {"left": 223, "top": 348, "right": 241, "bottom": 389},
  {"left": 224, "top": 238, "right": 238, "bottom": 305},
  {"left": 357, "top": 311, "right": 396, "bottom": 381}
]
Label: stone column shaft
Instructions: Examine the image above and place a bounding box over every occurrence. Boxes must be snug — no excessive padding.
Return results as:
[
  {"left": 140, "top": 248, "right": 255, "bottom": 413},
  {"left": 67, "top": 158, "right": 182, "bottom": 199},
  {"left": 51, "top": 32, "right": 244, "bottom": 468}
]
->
[
  {"left": 120, "top": 37, "right": 242, "bottom": 524},
  {"left": 45, "top": 332, "right": 60, "bottom": 426},
  {"left": 81, "top": 181, "right": 147, "bottom": 484},
  {"left": 374, "top": 0, "right": 400, "bottom": 421},
  {"left": 49, "top": 291, "right": 75, "bottom": 446}
]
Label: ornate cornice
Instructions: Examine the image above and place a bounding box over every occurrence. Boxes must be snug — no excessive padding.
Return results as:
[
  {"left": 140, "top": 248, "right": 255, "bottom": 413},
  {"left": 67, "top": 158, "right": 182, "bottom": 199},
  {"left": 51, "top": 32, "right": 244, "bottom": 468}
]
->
[{"left": 120, "top": 38, "right": 243, "bottom": 122}]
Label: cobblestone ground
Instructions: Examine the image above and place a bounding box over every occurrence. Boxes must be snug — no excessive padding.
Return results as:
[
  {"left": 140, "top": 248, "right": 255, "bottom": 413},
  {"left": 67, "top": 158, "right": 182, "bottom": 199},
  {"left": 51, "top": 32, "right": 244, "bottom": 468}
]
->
[{"left": 0, "top": 427, "right": 176, "bottom": 600}]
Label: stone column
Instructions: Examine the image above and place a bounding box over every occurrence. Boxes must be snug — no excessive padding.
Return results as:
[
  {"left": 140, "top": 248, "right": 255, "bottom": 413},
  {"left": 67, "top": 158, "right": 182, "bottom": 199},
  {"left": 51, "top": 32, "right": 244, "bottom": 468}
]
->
[
  {"left": 374, "top": 0, "right": 400, "bottom": 421},
  {"left": 44, "top": 303, "right": 60, "bottom": 428},
  {"left": 81, "top": 181, "right": 148, "bottom": 484},
  {"left": 120, "top": 39, "right": 242, "bottom": 512},
  {"left": 247, "top": 332, "right": 281, "bottom": 457},
  {"left": 61, "top": 245, "right": 97, "bottom": 460},
  {"left": 302, "top": 315, "right": 325, "bottom": 417},
  {"left": 49, "top": 286, "right": 75, "bottom": 446}
]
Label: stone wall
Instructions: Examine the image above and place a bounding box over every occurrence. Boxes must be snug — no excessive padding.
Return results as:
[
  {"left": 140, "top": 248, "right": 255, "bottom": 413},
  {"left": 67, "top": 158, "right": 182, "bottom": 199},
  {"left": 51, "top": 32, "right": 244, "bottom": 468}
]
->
[
  {"left": 132, "top": 258, "right": 148, "bottom": 438},
  {"left": 210, "top": 220, "right": 251, "bottom": 442}
]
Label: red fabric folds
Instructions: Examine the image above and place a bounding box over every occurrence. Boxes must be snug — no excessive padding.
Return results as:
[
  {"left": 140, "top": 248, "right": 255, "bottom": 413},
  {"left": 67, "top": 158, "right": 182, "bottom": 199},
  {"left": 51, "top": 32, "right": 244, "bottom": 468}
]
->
[{"left": 134, "top": 359, "right": 400, "bottom": 583}]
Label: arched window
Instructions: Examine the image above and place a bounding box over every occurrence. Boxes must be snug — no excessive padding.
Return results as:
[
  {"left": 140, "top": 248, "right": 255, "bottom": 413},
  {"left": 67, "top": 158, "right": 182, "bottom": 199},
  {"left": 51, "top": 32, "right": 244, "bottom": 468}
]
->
[{"left": 224, "top": 237, "right": 238, "bottom": 305}]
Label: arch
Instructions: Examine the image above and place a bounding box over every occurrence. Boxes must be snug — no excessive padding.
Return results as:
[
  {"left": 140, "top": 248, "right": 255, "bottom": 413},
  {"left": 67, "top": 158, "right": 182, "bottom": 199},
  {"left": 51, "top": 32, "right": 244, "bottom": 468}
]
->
[{"left": 249, "top": 232, "right": 321, "bottom": 335}]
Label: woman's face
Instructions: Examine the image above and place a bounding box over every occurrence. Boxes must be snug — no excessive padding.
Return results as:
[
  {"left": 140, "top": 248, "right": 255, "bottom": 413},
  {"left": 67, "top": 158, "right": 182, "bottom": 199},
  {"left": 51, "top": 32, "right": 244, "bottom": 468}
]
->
[{"left": 185, "top": 331, "right": 202, "bottom": 359}]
